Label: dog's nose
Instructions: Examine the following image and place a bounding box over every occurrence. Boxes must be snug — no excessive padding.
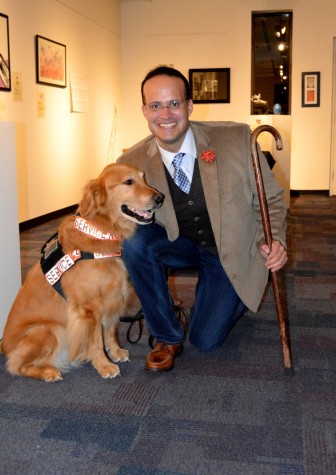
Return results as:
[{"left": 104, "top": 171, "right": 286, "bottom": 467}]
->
[{"left": 153, "top": 193, "right": 165, "bottom": 206}]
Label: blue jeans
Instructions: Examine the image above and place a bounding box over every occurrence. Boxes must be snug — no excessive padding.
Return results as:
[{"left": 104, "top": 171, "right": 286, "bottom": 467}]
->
[{"left": 122, "top": 224, "right": 246, "bottom": 352}]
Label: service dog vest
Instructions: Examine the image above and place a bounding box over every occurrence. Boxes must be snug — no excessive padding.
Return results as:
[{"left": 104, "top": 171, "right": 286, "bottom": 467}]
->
[{"left": 40, "top": 216, "right": 121, "bottom": 299}]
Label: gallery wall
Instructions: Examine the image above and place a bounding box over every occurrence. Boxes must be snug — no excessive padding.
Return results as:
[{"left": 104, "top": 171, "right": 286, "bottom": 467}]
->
[
  {"left": 0, "top": 0, "right": 122, "bottom": 222},
  {"left": 1, "top": 0, "right": 336, "bottom": 224},
  {"left": 120, "top": 0, "right": 336, "bottom": 192}
]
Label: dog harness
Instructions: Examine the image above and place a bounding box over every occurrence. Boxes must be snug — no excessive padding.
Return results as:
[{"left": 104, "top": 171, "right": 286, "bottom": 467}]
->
[{"left": 40, "top": 216, "right": 121, "bottom": 299}]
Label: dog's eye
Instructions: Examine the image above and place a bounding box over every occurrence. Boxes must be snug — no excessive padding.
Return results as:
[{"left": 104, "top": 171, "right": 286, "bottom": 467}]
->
[{"left": 124, "top": 179, "right": 134, "bottom": 185}]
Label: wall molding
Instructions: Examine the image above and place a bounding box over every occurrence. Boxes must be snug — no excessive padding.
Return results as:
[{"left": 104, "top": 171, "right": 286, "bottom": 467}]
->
[{"left": 19, "top": 204, "right": 77, "bottom": 232}]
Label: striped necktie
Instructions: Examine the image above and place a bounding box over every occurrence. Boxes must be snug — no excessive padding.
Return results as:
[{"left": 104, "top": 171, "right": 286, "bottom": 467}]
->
[{"left": 172, "top": 153, "right": 191, "bottom": 194}]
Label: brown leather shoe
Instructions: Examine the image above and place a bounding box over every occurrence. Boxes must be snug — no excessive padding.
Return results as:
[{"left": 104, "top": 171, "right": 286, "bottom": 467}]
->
[{"left": 145, "top": 342, "right": 184, "bottom": 371}]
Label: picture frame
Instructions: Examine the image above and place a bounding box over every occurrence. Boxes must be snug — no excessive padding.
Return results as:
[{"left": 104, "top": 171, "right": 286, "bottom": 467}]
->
[
  {"left": 302, "top": 72, "right": 320, "bottom": 107},
  {"left": 189, "top": 68, "right": 230, "bottom": 104},
  {"left": 0, "top": 13, "right": 11, "bottom": 91},
  {"left": 35, "top": 35, "right": 66, "bottom": 88}
]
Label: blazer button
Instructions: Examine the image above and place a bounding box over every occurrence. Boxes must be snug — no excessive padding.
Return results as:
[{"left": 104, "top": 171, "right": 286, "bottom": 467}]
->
[{"left": 188, "top": 200, "right": 194, "bottom": 206}]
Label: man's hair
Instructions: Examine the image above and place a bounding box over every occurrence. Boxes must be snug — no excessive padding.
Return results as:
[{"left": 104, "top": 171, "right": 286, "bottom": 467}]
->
[{"left": 141, "top": 65, "right": 191, "bottom": 104}]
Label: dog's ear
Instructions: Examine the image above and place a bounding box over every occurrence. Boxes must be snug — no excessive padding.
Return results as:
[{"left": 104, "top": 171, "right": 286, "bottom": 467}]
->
[{"left": 78, "top": 179, "right": 106, "bottom": 218}]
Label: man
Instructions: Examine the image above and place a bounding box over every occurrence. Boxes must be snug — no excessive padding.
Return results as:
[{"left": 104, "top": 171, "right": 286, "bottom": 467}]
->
[{"left": 117, "top": 65, "right": 287, "bottom": 371}]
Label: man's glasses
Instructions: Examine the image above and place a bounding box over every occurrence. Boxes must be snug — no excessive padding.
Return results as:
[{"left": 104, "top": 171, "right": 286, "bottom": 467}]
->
[{"left": 145, "top": 99, "right": 188, "bottom": 112}]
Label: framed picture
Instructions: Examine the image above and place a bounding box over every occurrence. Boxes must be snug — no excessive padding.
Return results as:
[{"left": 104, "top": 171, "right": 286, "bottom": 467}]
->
[
  {"left": 35, "top": 35, "right": 66, "bottom": 87},
  {"left": 302, "top": 72, "right": 320, "bottom": 107},
  {"left": 0, "top": 13, "right": 11, "bottom": 91},
  {"left": 189, "top": 68, "right": 230, "bottom": 103}
]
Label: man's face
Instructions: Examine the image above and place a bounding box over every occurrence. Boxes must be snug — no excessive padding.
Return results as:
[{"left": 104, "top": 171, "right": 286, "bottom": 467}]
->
[{"left": 142, "top": 75, "right": 193, "bottom": 153}]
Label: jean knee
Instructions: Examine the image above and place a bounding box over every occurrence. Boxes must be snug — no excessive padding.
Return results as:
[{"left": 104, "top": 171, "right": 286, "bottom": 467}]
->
[
  {"left": 189, "top": 331, "right": 223, "bottom": 352},
  {"left": 123, "top": 226, "right": 152, "bottom": 254},
  {"left": 123, "top": 233, "right": 143, "bottom": 257}
]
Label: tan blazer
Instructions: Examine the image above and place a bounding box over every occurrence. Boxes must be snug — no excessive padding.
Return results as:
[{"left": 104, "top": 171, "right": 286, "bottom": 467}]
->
[{"left": 117, "top": 121, "right": 287, "bottom": 312}]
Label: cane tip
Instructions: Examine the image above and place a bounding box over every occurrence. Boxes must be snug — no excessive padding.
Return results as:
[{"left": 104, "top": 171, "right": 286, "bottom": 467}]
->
[{"left": 284, "top": 366, "right": 294, "bottom": 376}]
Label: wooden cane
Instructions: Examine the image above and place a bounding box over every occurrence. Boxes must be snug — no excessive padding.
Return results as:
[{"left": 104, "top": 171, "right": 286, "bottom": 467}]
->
[{"left": 251, "top": 125, "right": 293, "bottom": 374}]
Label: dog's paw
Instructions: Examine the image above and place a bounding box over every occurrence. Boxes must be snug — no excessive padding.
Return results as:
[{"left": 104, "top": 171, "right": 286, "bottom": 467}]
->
[
  {"left": 96, "top": 362, "right": 121, "bottom": 379},
  {"left": 43, "top": 368, "right": 63, "bottom": 383},
  {"left": 105, "top": 345, "right": 130, "bottom": 363},
  {"left": 110, "top": 348, "right": 130, "bottom": 363}
]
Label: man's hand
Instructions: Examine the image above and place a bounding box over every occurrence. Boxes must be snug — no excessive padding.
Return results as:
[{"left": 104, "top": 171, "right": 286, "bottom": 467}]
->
[{"left": 258, "top": 240, "right": 287, "bottom": 272}]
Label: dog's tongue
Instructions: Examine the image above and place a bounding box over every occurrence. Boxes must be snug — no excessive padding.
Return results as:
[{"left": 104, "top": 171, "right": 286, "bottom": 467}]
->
[
  {"left": 132, "top": 209, "right": 153, "bottom": 219},
  {"left": 132, "top": 208, "right": 153, "bottom": 219}
]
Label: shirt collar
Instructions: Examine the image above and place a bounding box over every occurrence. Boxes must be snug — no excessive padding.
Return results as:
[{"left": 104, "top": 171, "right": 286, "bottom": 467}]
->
[{"left": 157, "top": 127, "right": 197, "bottom": 169}]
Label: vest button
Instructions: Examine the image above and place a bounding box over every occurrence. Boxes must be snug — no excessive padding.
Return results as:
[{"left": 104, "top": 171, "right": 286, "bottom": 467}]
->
[
  {"left": 188, "top": 200, "right": 194, "bottom": 206},
  {"left": 194, "top": 216, "right": 200, "bottom": 222},
  {"left": 201, "top": 241, "right": 207, "bottom": 246},
  {"left": 198, "top": 229, "right": 204, "bottom": 235}
]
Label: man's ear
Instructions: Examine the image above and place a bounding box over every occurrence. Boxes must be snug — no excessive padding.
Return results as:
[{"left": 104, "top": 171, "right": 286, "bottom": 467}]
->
[
  {"left": 187, "top": 99, "right": 193, "bottom": 117},
  {"left": 142, "top": 104, "right": 148, "bottom": 119}
]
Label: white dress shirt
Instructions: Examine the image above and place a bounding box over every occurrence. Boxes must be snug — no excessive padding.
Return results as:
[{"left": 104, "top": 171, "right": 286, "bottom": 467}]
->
[{"left": 157, "top": 127, "right": 197, "bottom": 183}]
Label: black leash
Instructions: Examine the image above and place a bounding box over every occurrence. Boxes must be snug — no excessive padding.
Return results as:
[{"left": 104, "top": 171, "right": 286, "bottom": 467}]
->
[
  {"left": 119, "top": 309, "right": 145, "bottom": 345},
  {"left": 119, "top": 304, "right": 189, "bottom": 349}
]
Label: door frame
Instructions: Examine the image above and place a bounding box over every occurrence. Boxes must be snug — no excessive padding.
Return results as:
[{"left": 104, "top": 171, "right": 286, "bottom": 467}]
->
[{"left": 330, "top": 37, "right": 336, "bottom": 195}]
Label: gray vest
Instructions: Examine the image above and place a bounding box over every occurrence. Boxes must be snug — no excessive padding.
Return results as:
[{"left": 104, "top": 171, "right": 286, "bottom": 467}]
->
[{"left": 165, "top": 159, "right": 218, "bottom": 255}]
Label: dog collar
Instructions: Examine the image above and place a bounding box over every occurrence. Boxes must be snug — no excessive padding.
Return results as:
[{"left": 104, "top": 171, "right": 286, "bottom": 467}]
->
[{"left": 73, "top": 216, "right": 121, "bottom": 242}]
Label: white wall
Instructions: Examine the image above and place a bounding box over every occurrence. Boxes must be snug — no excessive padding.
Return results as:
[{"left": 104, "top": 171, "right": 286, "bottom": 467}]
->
[
  {"left": 0, "top": 122, "right": 21, "bottom": 336},
  {"left": 120, "top": 0, "right": 336, "bottom": 192},
  {"left": 1, "top": 0, "right": 335, "bottom": 225},
  {"left": 290, "top": 2, "right": 335, "bottom": 189},
  {"left": 0, "top": 0, "right": 122, "bottom": 222}
]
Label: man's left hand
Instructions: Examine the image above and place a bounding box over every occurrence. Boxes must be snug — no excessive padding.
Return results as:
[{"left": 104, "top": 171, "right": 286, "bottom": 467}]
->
[{"left": 259, "top": 240, "right": 287, "bottom": 272}]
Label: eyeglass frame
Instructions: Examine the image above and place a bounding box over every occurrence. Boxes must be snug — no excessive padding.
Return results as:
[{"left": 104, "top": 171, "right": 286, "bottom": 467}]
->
[{"left": 143, "top": 98, "right": 189, "bottom": 112}]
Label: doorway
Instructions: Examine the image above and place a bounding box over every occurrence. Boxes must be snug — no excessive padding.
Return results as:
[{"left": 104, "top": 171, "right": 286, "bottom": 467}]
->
[{"left": 251, "top": 11, "right": 292, "bottom": 115}]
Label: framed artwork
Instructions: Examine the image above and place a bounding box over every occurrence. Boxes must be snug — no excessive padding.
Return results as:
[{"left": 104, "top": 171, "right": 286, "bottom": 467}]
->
[
  {"left": 36, "top": 35, "right": 66, "bottom": 87},
  {"left": 0, "top": 13, "right": 11, "bottom": 91},
  {"left": 189, "top": 68, "right": 230, "bottom": 104},
  {"left": 302, "top": 72, "right": 320, "bottom": 107}
]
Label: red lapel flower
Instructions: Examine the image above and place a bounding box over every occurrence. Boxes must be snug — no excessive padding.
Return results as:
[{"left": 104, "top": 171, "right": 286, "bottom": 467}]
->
[{"left": 201, "top": 149, "right": 216, "bottom": 163}]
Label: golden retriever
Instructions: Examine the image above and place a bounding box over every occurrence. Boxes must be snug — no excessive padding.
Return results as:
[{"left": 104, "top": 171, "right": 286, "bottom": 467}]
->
[{"left": 0, "top": 164, "right": 164, "bottom": 382}]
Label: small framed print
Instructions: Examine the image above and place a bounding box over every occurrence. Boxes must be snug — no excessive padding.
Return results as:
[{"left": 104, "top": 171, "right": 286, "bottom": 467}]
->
[
  {"left": 189, "top": 68, "right": 230, "bottom": 104},
  {"left": 302, "top": 72, "right": 320, "bottom": 107},
  {"left": 0, "top": 13, "right": 11, "bottom": 91},
  {"left": 36, "top": 35, "right": 66, "bottom": 88}
]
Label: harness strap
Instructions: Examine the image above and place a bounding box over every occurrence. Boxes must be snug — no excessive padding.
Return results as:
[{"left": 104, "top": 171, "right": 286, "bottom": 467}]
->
[{"left": 40, "top": 216, "right": 121, "bottom": 299}]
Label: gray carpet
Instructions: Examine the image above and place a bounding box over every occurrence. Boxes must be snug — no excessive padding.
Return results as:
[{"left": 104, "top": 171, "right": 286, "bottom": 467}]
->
[{"left": 0, "top": 194, "right": 335, "bottom": 475}]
